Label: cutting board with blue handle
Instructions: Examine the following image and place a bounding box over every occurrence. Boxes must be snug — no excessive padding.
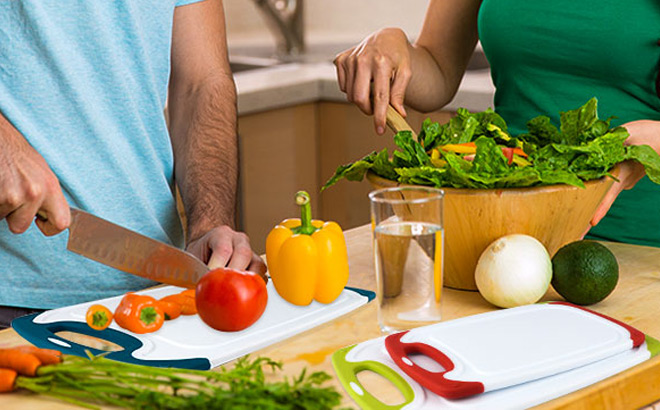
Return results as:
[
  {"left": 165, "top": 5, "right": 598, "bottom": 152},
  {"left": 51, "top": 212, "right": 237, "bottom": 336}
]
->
[
  {"left": 332, "top": 329, "right": 657, "bottom": 409},
  {"left": 12, "top": 283, "right": 374, "bottom": 370}
]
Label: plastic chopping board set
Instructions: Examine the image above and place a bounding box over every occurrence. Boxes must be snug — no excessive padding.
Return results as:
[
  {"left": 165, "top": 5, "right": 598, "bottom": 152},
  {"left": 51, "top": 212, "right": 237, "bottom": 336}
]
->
[{"left": 332, "top": 302, "right": 660, "bottom": 410}]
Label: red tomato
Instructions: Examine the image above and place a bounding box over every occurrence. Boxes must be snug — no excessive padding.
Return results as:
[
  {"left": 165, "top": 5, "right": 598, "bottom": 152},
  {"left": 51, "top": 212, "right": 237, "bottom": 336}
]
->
[{"left": 196, "top": 267, "right": 268, "bottom": 332}]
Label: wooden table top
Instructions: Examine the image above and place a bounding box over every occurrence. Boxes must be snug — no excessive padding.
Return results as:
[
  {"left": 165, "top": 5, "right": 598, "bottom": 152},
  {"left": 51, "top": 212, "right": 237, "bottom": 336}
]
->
[{"left": 1, "top": 224, "right": 660, "bottom": 409}]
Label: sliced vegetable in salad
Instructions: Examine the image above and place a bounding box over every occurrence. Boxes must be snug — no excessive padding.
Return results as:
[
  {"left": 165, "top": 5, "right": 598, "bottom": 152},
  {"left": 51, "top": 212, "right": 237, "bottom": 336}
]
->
[{"left": 322, "top": 98, "right": 660, "bottom": 190}]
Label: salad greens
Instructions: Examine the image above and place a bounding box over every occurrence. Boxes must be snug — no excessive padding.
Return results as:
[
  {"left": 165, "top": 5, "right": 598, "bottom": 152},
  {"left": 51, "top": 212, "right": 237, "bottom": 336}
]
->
[{"left": 322, "top": 98, "right": 660, "bottom": 190}]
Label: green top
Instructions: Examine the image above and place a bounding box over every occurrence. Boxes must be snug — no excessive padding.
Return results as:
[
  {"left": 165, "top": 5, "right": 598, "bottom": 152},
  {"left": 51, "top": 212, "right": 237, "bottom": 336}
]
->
[{"left": 478, "top": 0, "right": 660, "bottom": 247}]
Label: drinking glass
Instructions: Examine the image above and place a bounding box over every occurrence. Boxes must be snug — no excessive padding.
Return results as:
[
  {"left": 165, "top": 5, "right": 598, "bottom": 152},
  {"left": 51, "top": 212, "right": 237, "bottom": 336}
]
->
[{"left": 369, "top": 186, "right": 444, "bottom": 333}]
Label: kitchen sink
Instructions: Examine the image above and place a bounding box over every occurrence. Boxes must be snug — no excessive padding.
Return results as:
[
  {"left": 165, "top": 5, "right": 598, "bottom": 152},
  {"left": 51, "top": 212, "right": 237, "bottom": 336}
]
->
[
  {"left": 229, "top": 41, "right": 489, "bottom": 72},
  {"left": 228, "top": 42, "right": 489, "bottom": 74},
  {"left": 229, "top": 55, "right": 281, "bottom": 73},
  {"left": 229, "top": 42, "right": 350, "bottom": 66},
  {"left": 230, "top": 62, "right": 268, "bottom": 73}
]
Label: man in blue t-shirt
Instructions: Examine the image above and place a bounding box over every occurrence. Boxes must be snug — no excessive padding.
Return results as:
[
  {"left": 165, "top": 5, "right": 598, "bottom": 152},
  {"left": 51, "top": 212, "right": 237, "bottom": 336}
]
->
[{"left": 0, "top": 0, "right": 267, "bottom": 327}]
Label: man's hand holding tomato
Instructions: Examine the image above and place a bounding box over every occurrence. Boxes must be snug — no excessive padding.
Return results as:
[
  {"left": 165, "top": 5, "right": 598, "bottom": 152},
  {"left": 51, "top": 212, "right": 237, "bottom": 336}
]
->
[{"left": 186, "top": 226, "right": 268, "bottom": 283}]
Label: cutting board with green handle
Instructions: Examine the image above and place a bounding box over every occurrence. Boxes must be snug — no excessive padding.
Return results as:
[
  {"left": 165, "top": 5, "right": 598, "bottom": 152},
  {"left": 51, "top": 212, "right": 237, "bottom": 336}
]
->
[{"left": 333, "top": 320, "right": 659, "bottom": 409}]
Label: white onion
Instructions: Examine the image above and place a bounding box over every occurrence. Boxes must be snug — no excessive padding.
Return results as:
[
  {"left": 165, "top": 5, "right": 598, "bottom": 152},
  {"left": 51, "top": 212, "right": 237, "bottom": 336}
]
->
[{"left": 475, "top": 234, "right": 552, "bottom": 308}]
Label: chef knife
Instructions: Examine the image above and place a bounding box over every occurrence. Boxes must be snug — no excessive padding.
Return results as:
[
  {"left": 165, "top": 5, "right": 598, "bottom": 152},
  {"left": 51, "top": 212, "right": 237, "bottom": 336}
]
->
[{"left": 38, "top": 208, "right": 208, "bottom": 288}]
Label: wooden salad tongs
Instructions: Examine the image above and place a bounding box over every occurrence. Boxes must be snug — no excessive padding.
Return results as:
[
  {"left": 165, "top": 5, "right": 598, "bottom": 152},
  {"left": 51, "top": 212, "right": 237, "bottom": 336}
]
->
[
  {"left": 375, "top": 105, "right": 421, "bottom": 298},
  {"left": 386, "top": 104, "right": 418, "bottom": 141}
]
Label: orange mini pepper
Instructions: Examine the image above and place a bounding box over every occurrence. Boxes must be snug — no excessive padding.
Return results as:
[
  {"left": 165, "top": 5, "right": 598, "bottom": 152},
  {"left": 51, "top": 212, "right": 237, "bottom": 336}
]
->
[
  {"left": 86, "top": 304, "right": 113, "bottom": 331},
  {"left": 156, "top": 300, "right": 182, "bottom": 320},
  {"left": 266, "top": 191, "right": 349, "bottom": 306},
  {"left": 114, "top": 293, "right": 164, "bottom": 334},
  {"left": 160, "top": 293, "right": 197, "bottom": 315},
  {"left": 179, "top": 289, "right": 196, "bottom": 298}
]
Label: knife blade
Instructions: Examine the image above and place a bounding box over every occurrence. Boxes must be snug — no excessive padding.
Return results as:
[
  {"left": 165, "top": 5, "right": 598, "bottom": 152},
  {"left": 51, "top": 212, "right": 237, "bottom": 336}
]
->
[{"left": 39, "top": 208, "right": 208, "bottom": 288}]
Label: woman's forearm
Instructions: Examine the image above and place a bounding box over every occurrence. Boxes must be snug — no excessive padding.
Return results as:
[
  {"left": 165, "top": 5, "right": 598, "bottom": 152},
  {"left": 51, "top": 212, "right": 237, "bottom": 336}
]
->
[
  {"left": 403, "top": 43, "right": 457, "bottom": 113},
  {"left": 406, "top": 0, "right": 482, "bottom": 113}
]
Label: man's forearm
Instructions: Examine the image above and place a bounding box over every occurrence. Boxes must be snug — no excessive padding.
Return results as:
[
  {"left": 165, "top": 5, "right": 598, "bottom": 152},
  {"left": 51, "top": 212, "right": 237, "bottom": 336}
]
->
[{"left": 168, "top": 73, "right": 239, "bottom": 243}]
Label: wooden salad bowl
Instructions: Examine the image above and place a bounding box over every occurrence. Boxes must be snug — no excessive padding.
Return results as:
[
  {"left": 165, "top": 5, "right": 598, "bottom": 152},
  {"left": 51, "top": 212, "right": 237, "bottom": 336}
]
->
[{"left": 366, "top": 167, "right": 620, "bottom": 291}]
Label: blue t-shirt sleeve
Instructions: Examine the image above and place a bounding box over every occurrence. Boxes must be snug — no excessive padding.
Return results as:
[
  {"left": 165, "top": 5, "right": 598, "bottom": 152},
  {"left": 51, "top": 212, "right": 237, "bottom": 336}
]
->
[{"left": 176, "top": 0, "right": 206, "bottom": 6}]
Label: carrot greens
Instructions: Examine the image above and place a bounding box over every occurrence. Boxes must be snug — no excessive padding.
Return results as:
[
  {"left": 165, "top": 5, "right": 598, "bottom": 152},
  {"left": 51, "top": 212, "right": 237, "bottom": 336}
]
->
[{"left": 13, "top": 354, "right": 344, "bottom": 409}]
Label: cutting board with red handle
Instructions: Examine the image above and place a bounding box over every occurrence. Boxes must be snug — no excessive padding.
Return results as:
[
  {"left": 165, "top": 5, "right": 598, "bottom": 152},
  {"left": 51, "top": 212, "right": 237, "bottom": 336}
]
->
[
  {"left": 384, "top": 302, "right": 644, "bottom": 399},
  {"left": 332, "top": 332, "right": 655, "bottom": 410}
]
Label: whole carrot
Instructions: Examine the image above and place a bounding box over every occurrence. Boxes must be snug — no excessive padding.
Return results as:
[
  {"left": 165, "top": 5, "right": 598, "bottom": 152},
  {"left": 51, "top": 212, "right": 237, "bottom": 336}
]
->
[
  {"left": 14, "top": 346, "right": 62, "bottom": 366},
  {"left": 0, "top": 368, "right": 17, "bottom": 393},
  {"left": 0, "top": 349, "right": 41, "bottom": 376}
]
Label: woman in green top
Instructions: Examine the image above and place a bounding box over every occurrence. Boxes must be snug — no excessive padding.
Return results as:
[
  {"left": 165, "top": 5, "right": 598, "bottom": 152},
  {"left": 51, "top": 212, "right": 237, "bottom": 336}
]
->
[{"left": 334, "top": 0, "right": 660, "bottom": 247}]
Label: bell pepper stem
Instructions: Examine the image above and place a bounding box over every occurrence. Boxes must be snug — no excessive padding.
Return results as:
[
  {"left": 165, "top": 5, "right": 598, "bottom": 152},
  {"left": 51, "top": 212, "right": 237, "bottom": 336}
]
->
[
  {"left": 92, "top": 311, "right": 109, "bottom": 328},
  {"left": 140, "top": 307, "right": 159, "bottom": 326},
  {"left": 293, "top": 191, "right": 318, "bottom": 235}
]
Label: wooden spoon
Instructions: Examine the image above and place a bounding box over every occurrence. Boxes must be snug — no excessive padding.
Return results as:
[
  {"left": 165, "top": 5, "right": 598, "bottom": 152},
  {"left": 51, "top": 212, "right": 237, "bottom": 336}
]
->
[
  {"left": 386, "top": 104, "right": 418, "bottom": 141},
  {"left": 375, "top": 104, "right": 419, "bottom": 298}
]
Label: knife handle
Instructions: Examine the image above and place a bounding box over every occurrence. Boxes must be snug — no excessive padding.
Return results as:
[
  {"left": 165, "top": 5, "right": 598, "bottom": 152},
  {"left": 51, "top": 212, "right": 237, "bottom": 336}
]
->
[{"left": 36, "top": 209, "right": 77, "bottom": 222}]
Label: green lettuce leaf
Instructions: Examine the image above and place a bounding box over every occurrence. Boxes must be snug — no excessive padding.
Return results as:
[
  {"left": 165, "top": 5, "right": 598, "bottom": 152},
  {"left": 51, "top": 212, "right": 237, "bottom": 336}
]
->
[
  {"left": 321, "top": 98, "right": 660, "bottom": 191},
  {"left": 626, "top": 144, "right": 660, "bottom": 184},
  {"left": 393, "top": 131, "right": 430, "bottom": 167}
]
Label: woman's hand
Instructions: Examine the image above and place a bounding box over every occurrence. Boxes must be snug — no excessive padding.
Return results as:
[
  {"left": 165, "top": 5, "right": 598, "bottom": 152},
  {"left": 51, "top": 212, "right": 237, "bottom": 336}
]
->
[
  {"left": 333, "top": 1, "right": 482, "bottom": 135},
  {"left": 334, "top": 28, "right": 413, "bottom": 135},
  {"left": 589, "top": 120, "right": 660, "bottom": 229}
]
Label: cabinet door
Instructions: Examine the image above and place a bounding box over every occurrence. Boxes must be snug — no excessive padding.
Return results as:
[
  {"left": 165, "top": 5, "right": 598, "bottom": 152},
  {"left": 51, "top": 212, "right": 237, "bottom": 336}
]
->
[
  {"left": 318, "top": 102, "right": 454, "bottom": 230},
  {"left": 238, "top": 103, "right": 319, "bottom": 254}
]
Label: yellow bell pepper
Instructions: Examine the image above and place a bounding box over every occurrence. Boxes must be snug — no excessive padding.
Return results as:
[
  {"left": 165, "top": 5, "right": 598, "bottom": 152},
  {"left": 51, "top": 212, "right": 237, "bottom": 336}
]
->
[{"left": 266, "top": 191, "right": 349, "bottom": 306}]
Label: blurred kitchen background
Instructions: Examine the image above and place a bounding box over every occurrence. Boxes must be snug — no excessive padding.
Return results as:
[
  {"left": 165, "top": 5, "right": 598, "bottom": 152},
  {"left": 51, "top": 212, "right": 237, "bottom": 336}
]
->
[
  {"left": 225, "top": 0, "right": 426, "bottom": 54},
  {"left": 219, "top": 0, "right": 494, "bottom": 253}
]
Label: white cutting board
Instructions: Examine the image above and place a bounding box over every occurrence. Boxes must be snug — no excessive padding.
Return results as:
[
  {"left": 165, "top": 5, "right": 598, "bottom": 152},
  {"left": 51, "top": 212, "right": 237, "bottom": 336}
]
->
[
  {"left": 384, "top": 302, "right": 645, "bottom": 399},
  {"left": 12, "top": 283, "right": 373, "bottom": 369},
  {"left": 332, "top": 335, "right": 652, "bottom": 410}
]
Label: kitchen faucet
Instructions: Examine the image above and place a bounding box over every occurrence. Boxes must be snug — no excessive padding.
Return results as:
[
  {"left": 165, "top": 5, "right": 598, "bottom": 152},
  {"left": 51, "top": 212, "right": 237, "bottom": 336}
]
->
[{"left": 251, "top": 0, "right": 304, "bottom": 59}]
